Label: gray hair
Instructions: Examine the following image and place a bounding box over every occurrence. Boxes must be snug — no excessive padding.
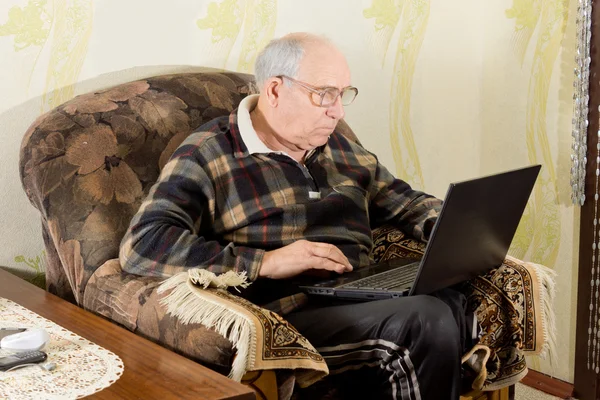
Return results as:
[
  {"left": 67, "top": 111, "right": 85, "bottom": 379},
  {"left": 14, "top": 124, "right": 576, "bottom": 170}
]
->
[{"left": 254, "top": 37, "right": 305, "bottom": 90}]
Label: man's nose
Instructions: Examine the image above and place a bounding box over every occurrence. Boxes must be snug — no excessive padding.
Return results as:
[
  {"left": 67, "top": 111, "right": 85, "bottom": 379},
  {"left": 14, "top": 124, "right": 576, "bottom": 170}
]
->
[{"left": 326, "top": 96, "right": 345, "bottom": 120}]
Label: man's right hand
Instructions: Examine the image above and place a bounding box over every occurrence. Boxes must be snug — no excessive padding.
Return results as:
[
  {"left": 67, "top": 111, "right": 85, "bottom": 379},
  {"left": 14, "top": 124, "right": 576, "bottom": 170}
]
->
[{"left": 258, "top": 240, "right": 353, "bottom": 279}]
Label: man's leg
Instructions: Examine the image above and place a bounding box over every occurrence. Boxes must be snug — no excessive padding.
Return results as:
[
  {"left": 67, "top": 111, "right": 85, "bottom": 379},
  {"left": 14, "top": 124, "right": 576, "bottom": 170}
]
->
[{"left": 286, "top": 291, "right": 465, "bottom": 400}]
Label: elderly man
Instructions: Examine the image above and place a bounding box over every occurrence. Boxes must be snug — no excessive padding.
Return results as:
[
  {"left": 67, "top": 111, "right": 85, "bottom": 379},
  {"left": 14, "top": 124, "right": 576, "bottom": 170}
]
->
[{"left": 120, "top": 33, "right": 473, "bottom": 399}]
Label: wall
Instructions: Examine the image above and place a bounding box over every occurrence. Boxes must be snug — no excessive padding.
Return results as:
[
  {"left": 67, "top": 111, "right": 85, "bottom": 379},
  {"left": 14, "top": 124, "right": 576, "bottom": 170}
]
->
[{"left": 0, "top": 0, "right": 578, "bottom": 382}]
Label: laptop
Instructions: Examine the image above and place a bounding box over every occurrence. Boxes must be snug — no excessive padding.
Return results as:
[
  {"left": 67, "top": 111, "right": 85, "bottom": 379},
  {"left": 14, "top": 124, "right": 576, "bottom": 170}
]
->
[{"left": 298, "top": 165, "right": 541, "bottom": 301}]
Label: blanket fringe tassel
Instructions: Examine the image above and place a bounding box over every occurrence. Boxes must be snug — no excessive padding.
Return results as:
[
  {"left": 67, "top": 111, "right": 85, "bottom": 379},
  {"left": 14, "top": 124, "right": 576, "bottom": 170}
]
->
[
  {"left": 528, "top": 260, "right": 558, "bottom": 371},
  {"left": 157, "top": 271, "right": 256, "bottom": 382}
]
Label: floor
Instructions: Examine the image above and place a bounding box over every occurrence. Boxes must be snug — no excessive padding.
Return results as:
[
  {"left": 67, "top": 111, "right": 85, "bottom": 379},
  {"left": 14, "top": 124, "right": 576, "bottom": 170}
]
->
[{"left": 515, "top": 383, "right": 571, "bottom": 399}]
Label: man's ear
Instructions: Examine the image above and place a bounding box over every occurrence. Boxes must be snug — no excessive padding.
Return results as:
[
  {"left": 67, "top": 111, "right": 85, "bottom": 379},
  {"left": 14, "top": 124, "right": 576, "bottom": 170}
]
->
[{"left": 264, "top": 77, "right": 283, "bottom": 108}]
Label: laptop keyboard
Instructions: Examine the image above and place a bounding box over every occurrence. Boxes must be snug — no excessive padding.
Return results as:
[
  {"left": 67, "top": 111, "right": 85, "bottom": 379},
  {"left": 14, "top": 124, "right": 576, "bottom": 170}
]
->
[{"left": 337, "top": 262, "right": 420, "bottom": 290}]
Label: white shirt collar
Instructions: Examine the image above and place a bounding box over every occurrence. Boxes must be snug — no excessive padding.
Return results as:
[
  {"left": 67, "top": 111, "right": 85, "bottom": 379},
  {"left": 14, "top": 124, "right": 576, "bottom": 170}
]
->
[
  {"left": 237, "top": 94, "right": 318, "bottom": 160},
  {"left": 237, "top": 94, "right": 286, "bottom": 155}
]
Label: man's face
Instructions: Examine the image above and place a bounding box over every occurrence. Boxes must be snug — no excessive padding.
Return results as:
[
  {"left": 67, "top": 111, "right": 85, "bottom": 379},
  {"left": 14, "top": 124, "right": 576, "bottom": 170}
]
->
[{"left": 275, "top": 45, "right": 352, "bottom": 152}]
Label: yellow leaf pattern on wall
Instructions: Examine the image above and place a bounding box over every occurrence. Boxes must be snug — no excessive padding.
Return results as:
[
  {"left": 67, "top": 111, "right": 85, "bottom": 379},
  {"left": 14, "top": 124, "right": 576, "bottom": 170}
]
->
[
  {"left": 365, "top": 0, "right": 428, "bottom": 189},
  {"left": 363, "top": 0, "right": 401, "bottom": 67},
  {"left": 197, "top": 0, "right": 243, "bottom": 43},
  {"left": 197, "top": 0, "right": 276, "bottom": 74},
  {"left": 41, "top": 0, "right": 93, "bottom": 111},
  {"left": 14, "top": 251, "right": 46, "bottom": 289},
  {"left": 363, "top": 0, "right": 401, "bottom": 32},
  {"left": 506, "top": 0, "right": 541, "bottom": 31},
  {"left": 237, "top": 0, "right": 276, "bottom": 73},
  {"left": 0, "top": 0, "right": 51, "bottom": 51},
  {"left": 507, "top": 0, "right": 567, "bottom": 270},
  {"left": 506, "top": 0, "right": 542, "bottom": 64}
]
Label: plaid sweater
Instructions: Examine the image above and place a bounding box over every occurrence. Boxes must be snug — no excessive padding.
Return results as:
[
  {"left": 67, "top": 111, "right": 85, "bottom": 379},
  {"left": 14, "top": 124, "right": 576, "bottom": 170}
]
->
[{"left": 120, "top": 108, "right": 442, "bottom": 315}]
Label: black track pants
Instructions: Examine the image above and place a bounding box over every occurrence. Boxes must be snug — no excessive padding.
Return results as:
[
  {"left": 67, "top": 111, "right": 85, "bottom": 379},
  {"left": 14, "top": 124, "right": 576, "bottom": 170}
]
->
[{"left": 286, "top": 288, "right": 470, "bottom": 400}]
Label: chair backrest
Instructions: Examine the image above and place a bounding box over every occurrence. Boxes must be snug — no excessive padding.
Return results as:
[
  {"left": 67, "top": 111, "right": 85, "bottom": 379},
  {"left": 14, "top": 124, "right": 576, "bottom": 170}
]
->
[{"left": 19, "top": 70, "right": 359, "bottom": 304}]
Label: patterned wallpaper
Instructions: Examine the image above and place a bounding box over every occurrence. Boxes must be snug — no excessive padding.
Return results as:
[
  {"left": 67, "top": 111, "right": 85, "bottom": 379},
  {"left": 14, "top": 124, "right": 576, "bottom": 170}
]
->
[
  {"left": 506, "top": 0, "right": 566, "bottom": 268},
  {"left": 0, "top": 0, "right": 577, "bottom": 381}
]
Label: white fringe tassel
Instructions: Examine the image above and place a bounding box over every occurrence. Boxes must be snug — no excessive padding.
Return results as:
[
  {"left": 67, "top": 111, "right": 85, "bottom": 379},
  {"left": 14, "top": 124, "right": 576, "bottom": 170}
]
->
[
  {"left": 188, "top": 269, "right": 251, "bottom": 292},
  {"left": 527, "top": 260, "right": 558, "bottom": 370},
  {"left": 157, "top": 270, "right": 256, "bottom": 382}
]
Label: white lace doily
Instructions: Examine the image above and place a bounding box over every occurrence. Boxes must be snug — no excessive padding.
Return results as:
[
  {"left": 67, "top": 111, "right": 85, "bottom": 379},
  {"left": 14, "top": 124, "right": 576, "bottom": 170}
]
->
[{"left": 0, "top": 298, "right": 124, "bottom": 399}]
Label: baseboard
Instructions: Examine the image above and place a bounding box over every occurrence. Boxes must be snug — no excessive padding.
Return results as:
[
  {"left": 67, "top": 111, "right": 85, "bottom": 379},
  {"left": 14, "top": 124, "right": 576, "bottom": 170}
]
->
[{"left": 521, "top": 369, "right": 575, "bottom": 399}]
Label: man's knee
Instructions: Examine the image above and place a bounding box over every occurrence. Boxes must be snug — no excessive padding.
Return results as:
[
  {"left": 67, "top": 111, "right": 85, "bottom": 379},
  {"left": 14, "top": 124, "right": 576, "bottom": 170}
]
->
[{"left": 407, "top": 296, "right": 461, "bottom": 350}]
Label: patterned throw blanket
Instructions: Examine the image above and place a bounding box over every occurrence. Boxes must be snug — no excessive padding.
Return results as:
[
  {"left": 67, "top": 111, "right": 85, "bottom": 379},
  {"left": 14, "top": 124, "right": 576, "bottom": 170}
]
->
[
  {"left": 158, "top": 270, "right": 328, "bottom": 388},
  {"left": 372, "top": 226, "right": 556, "bottom": 390},
  {"left": 159, "top": 227, "right": 556, "bottom": 393}
]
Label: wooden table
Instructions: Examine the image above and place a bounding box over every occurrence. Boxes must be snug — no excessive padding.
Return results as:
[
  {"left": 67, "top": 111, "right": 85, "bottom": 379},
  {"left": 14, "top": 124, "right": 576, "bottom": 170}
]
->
[{"left": 0, "top": 269, "right": 255, "bottom": 400}]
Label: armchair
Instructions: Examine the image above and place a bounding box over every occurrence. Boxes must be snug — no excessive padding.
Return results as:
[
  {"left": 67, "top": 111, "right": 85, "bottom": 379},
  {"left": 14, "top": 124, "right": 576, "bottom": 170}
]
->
[{"left": 19, "top": 70, "right": 553, "bottom": 399}]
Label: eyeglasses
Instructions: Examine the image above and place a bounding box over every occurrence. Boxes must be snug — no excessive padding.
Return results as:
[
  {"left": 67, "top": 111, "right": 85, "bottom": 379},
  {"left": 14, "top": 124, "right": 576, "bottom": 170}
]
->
[{"left": 278, "top": 75, "right": 358, "bottom": 107}]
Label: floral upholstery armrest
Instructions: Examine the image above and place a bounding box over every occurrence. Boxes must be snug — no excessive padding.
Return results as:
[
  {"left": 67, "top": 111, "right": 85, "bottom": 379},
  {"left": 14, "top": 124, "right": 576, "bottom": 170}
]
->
[
  {"left": 371, "top": 224, "right": 556, "bottom": 390},
  {"left": 83, "top": 259, "right": 235, "bottom": 374},
  {"left": 84, "top": 259, "right": 328, "bottom": 400}
]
